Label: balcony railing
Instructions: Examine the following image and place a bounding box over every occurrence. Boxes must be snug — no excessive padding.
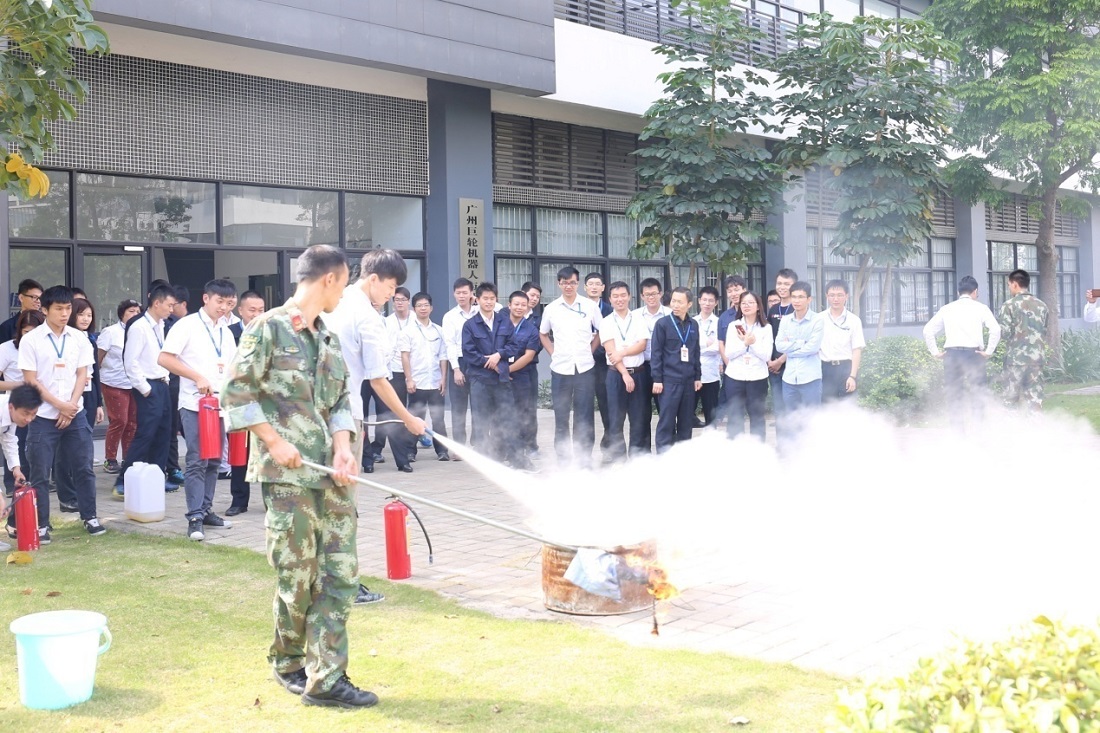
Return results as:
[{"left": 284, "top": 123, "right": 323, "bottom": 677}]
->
[{"left": 554, "top": 0, "right": 806, "bottom": 64}]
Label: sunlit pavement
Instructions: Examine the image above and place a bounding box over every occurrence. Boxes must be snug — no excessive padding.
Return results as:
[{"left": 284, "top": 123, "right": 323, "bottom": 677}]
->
[{"left": 77, "top": 412, "right": 980, "bottom": 680}]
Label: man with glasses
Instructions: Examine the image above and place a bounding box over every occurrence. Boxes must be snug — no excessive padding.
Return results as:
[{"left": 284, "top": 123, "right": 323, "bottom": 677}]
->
[
  {"left": 774, "top": 281, "right": 825, "bottom": 417},
  {"left": 819, "top": 280, "right": 865, "bottom": 403},
  {"left": 539, "top": 266, "right": 603, "bottom": 468},
  {"left": 0, "top": 279, "right": 44, "bottom": 344},
  {"left": 632, "top": 278, "right": 670, "bottom": 452}
]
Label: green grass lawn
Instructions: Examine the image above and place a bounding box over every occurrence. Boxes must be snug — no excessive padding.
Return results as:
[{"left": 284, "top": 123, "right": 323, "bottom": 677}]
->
[
  {"left": 1045, "top": 381, "right": 1100, "bottom": 432},
  {"left": 1, "top": 523, "right": 844, "bottom": 732}
]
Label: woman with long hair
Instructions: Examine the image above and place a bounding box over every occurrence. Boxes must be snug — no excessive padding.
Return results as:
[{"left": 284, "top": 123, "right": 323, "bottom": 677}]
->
[{"left": 722, "top": 291, "right": 772, "bottom": 441}]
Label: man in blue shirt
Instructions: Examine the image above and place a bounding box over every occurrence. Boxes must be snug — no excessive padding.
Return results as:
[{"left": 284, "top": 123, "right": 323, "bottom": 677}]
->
[
  {"left": 650, "top": 287, "right": 702, "bottom": 454},
  {"left": 774, "top": 280, "right": 824, "bottom": 417}
]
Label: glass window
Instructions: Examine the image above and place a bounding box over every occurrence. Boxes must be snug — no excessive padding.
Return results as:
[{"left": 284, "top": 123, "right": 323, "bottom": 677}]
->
[
  {"left": 863, "top": 0, "right": 899, "bottom": 17},
  {"left": 536, "top": 209, "right": 602, "bottom": 256},
  {"left": 77, "top": 173, "right": 216, "bottom": 243},
  {"left": 1017, "top": 244, "right": 1038, "bottom": 272},
  {"left": 1057, "top": 246, "right": 1079, "bottom": 318},
  {"left": 495, "top": 257, "right": 534, "bottom": 298},
  {"left": 493, "top": 205, "right": 531, "bottom": 254},
  {"left": 346, "top": 193, "right": 423, "bottom": 250},
  {"left": 608, "top": 214, "right": 639, "bottom": 258},
  {"left": 8, "top": 170, "right": 70, "bottom": 239},
  {"left": 8, "top": 247, "right": 68, "bottom": 318},
  {"left": 931, "top": 237, "right": 953, "bottom": 269},
  {"left": 223, "top": 185, "right": 337, "bottom": 247}
]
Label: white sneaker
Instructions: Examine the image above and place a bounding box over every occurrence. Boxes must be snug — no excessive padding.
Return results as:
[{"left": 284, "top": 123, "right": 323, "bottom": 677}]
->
[{"left": 0, "top": 539, "right": 11, "bottom": 551}]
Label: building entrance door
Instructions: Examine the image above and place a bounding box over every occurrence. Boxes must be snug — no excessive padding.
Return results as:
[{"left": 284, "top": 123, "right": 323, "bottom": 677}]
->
[{"left": 78, "top": 248, "right": 145, "bottom": 332}]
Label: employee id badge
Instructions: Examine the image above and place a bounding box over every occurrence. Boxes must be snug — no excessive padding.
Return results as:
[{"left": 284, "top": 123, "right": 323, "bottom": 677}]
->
[
  {"left": 217, "top": 361, "right": 225, "bottom": 375},
  {"left": 680, "top": 346, "right": 689, "bottom": 362},
  {"left": 54, "top": 360, "right": 67, "bottom": 370}
]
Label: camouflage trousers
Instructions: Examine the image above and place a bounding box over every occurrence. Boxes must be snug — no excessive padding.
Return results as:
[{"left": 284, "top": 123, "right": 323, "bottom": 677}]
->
[
  {"left": 1002, "top": 362, "right": 1044, "bottom": 410},
  {"left": 262, "top": 481, "right": 358, "bottom": 695}
]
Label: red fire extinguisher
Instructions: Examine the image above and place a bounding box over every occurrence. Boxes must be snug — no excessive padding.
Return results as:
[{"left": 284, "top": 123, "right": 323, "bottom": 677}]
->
[
  {"left": 198, "top": 394, "right": 222, "bottom": 460},
  {"left": 227, "top": 431, "right": 248, "bottom": 467},
  {"left": 13, "top": 484, "right": 40, "bottom": 552},
  {"left": 384, "top": 500, "right": 412, "bottom": 580}
]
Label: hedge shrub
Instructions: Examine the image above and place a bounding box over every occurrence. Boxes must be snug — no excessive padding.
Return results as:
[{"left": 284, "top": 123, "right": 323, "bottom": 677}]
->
[
  {"left": 825, "top": 616, "right": 1100, "bottom": 733},
  {"left": 856, "top": 336, "right": 942, "bottom": 421}
]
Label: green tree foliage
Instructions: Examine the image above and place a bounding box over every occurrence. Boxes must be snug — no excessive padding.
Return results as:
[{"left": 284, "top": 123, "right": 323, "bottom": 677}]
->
[
  {"left": 769, "top": 15, "right": 956, "bottom": 332},
  {"left": 627, "top": 0, "right": 788, "bottom": 285},
  {"left": 0, "top": 0, "right": 109, "bottom": 198},
  {"left": 927, "top": 0, "right": 1100, "bottom": 359}
]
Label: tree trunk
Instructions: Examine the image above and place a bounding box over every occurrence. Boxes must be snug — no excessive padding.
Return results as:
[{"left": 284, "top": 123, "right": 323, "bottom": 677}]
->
[
  {"left": 876, "top": 262, "right": 892, "bottom": 338},
  {"left": 851, "top": 255, "right": 873, "bottom": 322},
  {"left": 1036, "top": 188, "right": 1062, "bottom": 368}
]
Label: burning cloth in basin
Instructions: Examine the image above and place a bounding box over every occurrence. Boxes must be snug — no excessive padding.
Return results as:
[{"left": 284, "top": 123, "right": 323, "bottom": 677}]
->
[{"left": 564, "top": 548, "right": 646, "bottom": 600}]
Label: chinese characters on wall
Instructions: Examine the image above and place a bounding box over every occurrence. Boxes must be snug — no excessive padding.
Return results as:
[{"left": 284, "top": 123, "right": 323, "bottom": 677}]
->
[{"left": 459, "top": 197, "right": 486, "bottom": 285}]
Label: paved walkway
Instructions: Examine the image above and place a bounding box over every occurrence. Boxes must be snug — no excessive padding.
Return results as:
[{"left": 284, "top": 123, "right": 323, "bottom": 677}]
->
[{"left": 46, "top": 410, "right": 1025, "bottom": 681}]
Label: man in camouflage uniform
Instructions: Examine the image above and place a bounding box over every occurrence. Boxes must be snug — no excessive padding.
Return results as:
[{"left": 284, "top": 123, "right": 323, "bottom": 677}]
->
[
  {"left": 222, "top": 244, "right": 377, "bottom": 709},
  {"left": 997, "top": 268, "right": 1049, "bottom": 411}
]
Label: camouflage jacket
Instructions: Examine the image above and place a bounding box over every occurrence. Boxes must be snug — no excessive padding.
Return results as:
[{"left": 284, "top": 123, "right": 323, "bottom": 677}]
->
[
  {"left": 221, "top": 301, "right": 355, "bottom": 489},
  {"left": 997, "top": 292, "right": 1049, "bottom": 366}
]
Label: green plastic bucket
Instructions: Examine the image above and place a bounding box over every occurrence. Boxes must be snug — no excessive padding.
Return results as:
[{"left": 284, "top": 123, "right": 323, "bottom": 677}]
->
[{"left": 9, "top": 610, "right": 111, "bottom": 710}]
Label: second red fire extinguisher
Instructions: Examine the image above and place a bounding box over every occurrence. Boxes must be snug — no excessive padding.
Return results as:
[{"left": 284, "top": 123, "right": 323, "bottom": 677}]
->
[
  {"left": 384, "top": 500, "right": 411, "bottom": 580},
  {"left": 198, "top": 394, "right": 222, "bottom": 460},
  {"left": 13, "top": 484, "right": 40, "bottom": 552}
]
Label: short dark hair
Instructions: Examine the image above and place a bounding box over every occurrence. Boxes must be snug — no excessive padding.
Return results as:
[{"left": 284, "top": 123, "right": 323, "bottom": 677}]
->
[
  {"left": 776, "top": 268, "right": 799, "bottom": 283},
  {"left": 509, "top": 290, "right": 529, "bottom": 303},
  {"left": 957, "top": 275, "right": 979, "bottom": 295},
  {"left": 825, "top": 279, "right": 849, "bottom": 294},
  {"left": 557, "top": 266, "right": 580, "bottom": 282},
  {"left": 412, "top": 291, "right": 432, "bottom": 307},
  {"left": 671, "top": 286, "right": 693, "bottom": 303},
  {"left": 296, "top": 244, "right": 349, "bottom": 283},
  {"left": 394, "top": 287, "right": 411, "bottom": 300},
  {"left": 116, "top": 299, "right": 141, "bottom": 320},
  {"left": 640, "top": 278, "right": 662, "bottom": 293},
  {"left": 17, "top": 278, "right": 43, "bottom": 295},
  {"left": 723, "top": 275, "right": 747, "bottom": 290},
  {"left": 174, "top": 285, "right": 190, "bottom": 304},
  {"left": 699, "top": 286, "right": 720, "bottom": 302},
  {"left": 584, "top": 272, "right": 604, "bottom": 285},
  {"left": 149, "top": 284, "right": 176, "bottom": 307},
  {"left": 204, "top": 278, "right": 237, "bottom": 299},
  {"left": 608, "top": 281, "right": 630, "bottom": 296},
  {"left": 40, "top": 285, "right": 74, "bottom": 310},
  {"left": 69, "top": 298, "right": 95, "bottom": 330},
  {"left": 238, "top": 290, "right": 264, "bottom": 304},
  {"left": 453, "top": 278, "right": 474, "bottom": 292},
  {"left": 148, "top": 279, "right": 170, "bottom": 291},
  {"left": 475, "top": 282, "right": 498, "bottom": 298},
  {"left": 359, "top": 249, "right": 407, "bottom": 284},
  {"left": 1008, "top": 269, "right": 1030, "bottom": 290},
  {"left": 9, "top": 383, "right": 43, "bottom": 412},
  {"left": 766, "top": 289, "right": 779, "bottom": 299},
  {"left": 14, "top": 310, "right": 45, "bottom": 344},
  {"left": 790, "top": 281, "right": 812, "bottom": 298},
  {"left": 521, "top": 281, "right": 542, "bottom": 294}
]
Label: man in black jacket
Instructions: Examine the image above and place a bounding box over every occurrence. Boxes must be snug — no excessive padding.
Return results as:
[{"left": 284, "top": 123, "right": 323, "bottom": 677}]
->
[{"left": 650, "top": 287, "right": 701, "bottom": 454}]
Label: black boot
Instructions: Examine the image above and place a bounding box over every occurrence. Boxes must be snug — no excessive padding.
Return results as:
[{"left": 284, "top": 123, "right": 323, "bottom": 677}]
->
[{"left": 301, "top": 674, "right": 379, "bottom": 708}]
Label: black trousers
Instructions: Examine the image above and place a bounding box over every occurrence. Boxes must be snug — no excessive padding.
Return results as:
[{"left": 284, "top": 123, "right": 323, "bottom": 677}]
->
[
  {"left": 551, "top": 370, "right": 595, "bottom": 466},
  {"left": 469, "top": 379, "right": 519, "bottom": 462},
  {"left": 117, "top": 380, "right": 172, "bottom": 486},
  {"left": 697, "top": 380, "right": 720, "bottom": 425},
  {"left": 821, "top": 360, "right": 854, "bottom": 403},
  {"left": 637, "top": 363, "right": 654, "bottom": 452},
  {"left": 944, "top": 348, "right": 987, "bottom": 414},
  {"left": 166, "top": 374, "right": 181, "bottom": 474},
  {"left": 723, "top": 375, "right": 769, "bottom": 441},
  {"left": 511, "top": 370, "right": 538, "bottom": 455},
  {"left": 370, "top": 372, "right": 408, "bottom": 454},
  {"left": 655, "top": 380, "right": 696, "bottom": 453},
  {"left": 408, "top": 387, "right": 448, "bottom": 457},
  {"left": 605, "top": 367, "right": 649, "bottom": 461},
  {"left": 593, "top": 358, "right": 611, "bottom": 448},
  {"left": 229, "top": 433, "right": 251, "bottom": 509},
  {"left": 448, "top": 369, "right": 471, "bottom": 446},
  {"left": 361, "top": 377, "right": 413, "bottom": 469}
]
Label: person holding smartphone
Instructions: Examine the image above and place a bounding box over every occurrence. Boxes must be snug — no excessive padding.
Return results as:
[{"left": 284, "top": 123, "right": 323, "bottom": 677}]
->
[{"left": 722, "top": 291, "right": 773, "bottom": 441}]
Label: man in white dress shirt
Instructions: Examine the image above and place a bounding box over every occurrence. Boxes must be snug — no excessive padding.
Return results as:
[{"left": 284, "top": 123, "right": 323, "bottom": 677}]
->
[
  {"left": 819, "top": 280, "right": 865, "bottom": 403},
  {"left": 539, "top": 266, "right": 603, "bottom": 467},
  {"left": 400, "top": 292, "right": 450, "bottom": 461},
  {"left": 9, "top": 286, "right": 104, "bottom": 541},
  {"left": 632, "top": 277, "right": 671, "bottom": 452},
  {"left": 370, "top": 286, "right": 414, "bottom": 465},
  {"left": 923, "top": 275, "right": 1001, "bottom": 410},
  {"left": 599, "top": 281, "right": 649, "bottom": 461},
  {"left": 440, "top": 278, "right": 476, "bottom": 455},
  {"left": 114, "top": 284, "right": 178, "bottom": 497},
  {"left": 694, "top": 286, "right": 721, "bottom": 426},
  {"left": 159, "top": 279, "right": 238, "bottom": 541}
]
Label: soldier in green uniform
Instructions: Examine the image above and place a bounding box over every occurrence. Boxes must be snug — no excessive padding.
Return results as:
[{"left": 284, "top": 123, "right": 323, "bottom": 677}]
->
[
  {"left": 221, "top": 244, "right": 377, "bottom": 709},
  {"left": 997, "top": 268, "right": 1049, "bottom": 411}
]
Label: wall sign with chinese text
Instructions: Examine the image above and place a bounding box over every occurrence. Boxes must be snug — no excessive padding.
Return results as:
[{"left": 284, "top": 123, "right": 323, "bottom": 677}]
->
[{"left": 459, "top": 197, "right": 486, "bottom": 285}]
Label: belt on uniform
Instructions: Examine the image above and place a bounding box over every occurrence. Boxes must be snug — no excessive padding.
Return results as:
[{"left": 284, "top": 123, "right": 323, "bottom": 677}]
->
[
  {"left": 154, "top": 376, "right": 169, "bottom": 383},
  {"left": 823, "top": 360, "right": 852, "bottom": 366},
  {"left": 623, "top": 367, "right": 638, "bottom": 374}
]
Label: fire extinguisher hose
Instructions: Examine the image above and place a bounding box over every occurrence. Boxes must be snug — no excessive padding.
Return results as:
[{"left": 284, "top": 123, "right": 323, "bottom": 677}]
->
[
  {"left": 299, "top": 460, "right": 580, "bottom": 552},
  {"left": 393, "top": 498, "right": 433, "bottom": 564}
]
